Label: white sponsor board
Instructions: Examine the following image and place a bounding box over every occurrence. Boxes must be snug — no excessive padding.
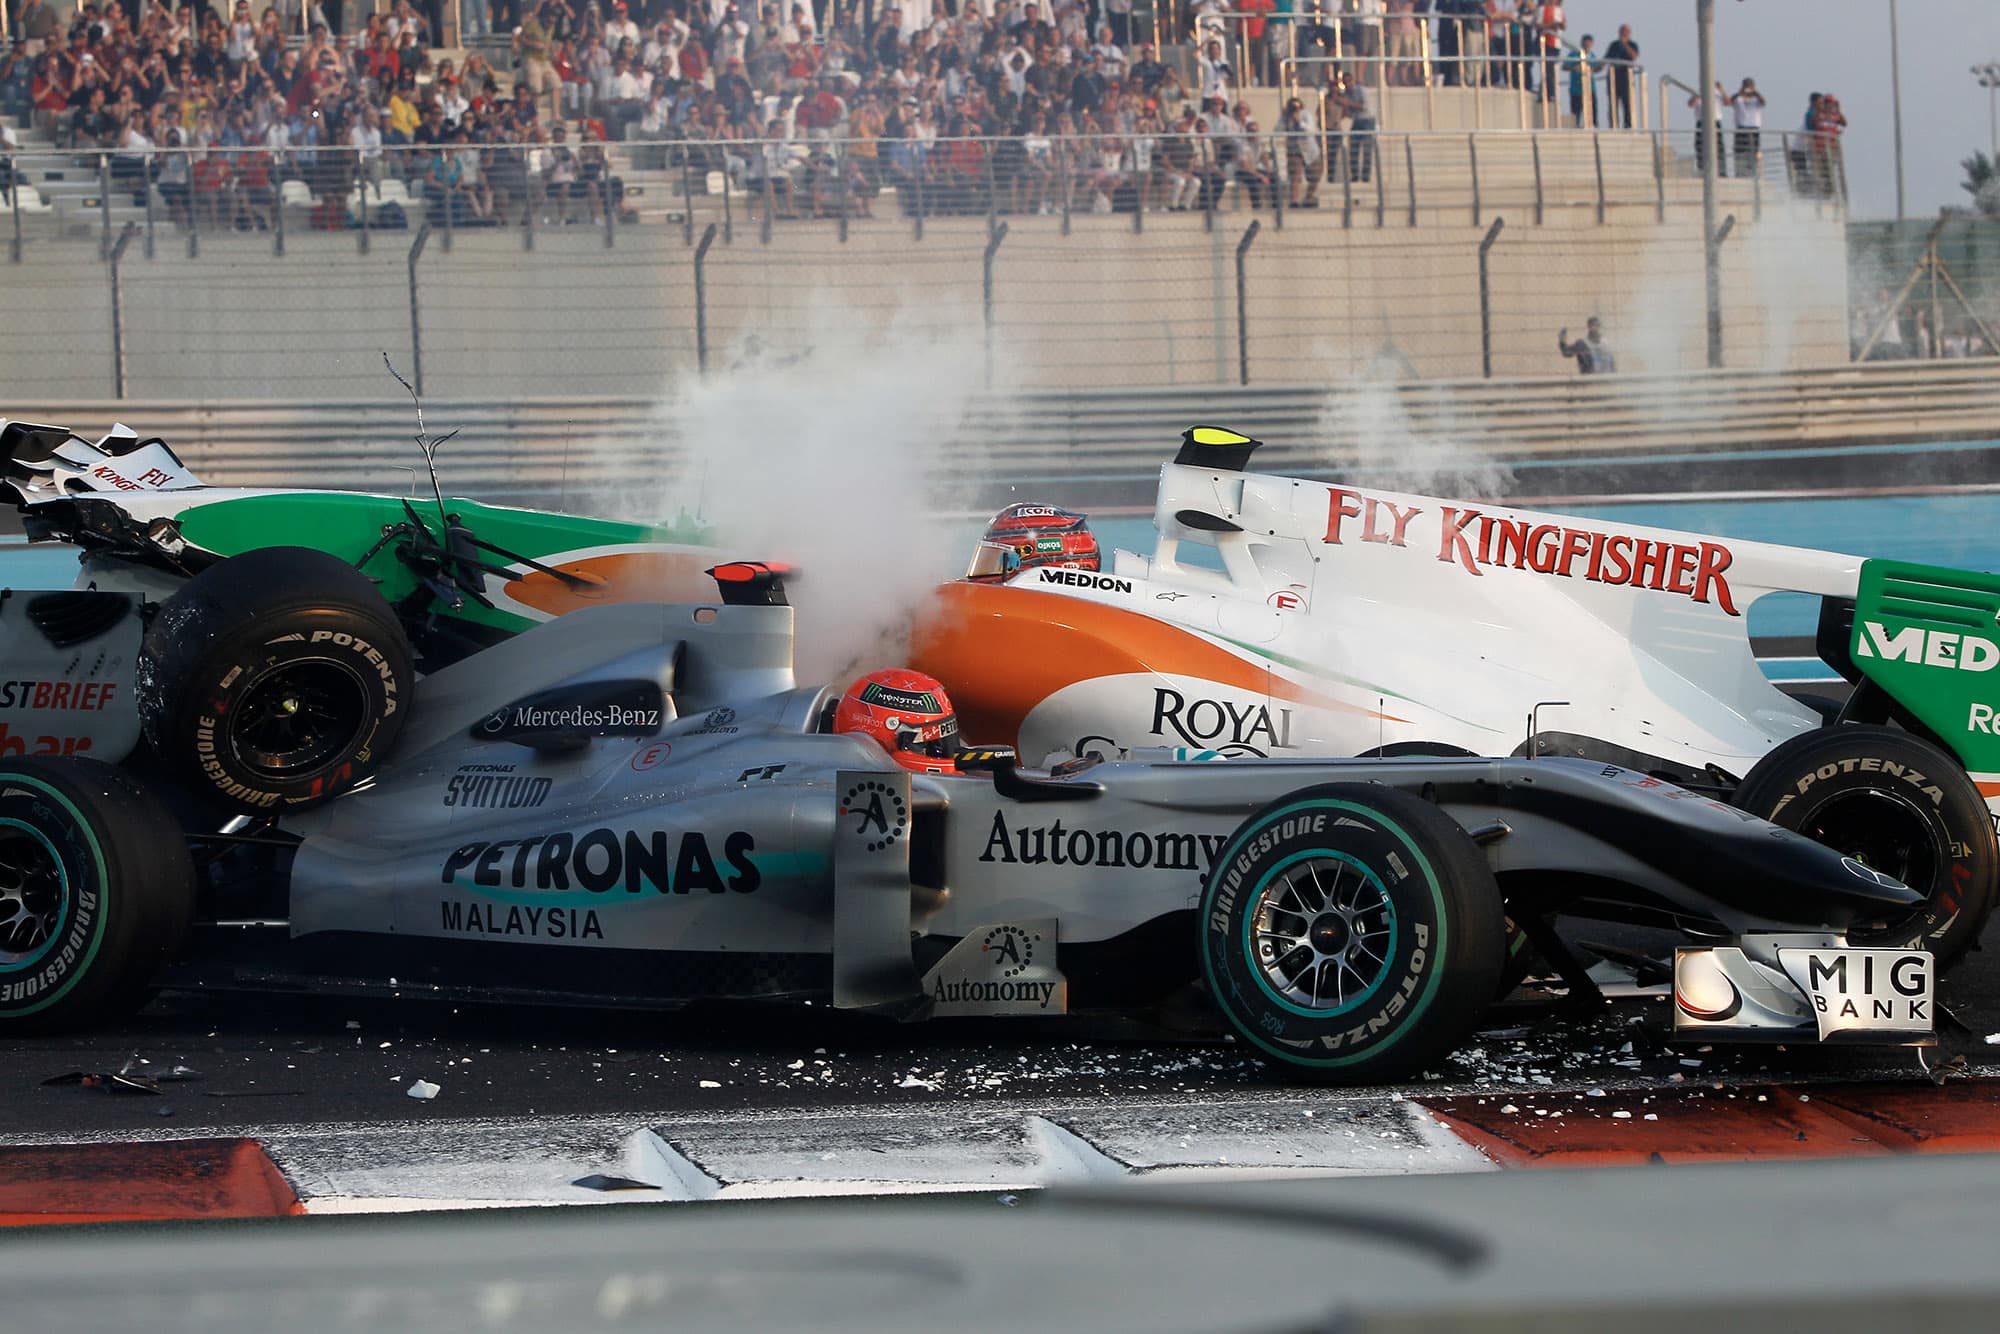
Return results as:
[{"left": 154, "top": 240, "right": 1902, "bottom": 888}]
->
[{"left": 1777, "top": 948, "right": 1933, "bottom": 1039}]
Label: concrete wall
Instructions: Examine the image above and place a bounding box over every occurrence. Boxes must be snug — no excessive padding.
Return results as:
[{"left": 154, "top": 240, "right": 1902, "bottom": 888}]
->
[{"left": 0, "top": 199, "right": 1850, "bottom": 401}]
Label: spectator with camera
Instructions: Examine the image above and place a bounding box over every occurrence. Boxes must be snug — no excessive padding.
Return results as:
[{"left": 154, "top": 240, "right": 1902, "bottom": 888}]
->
[{"left": 513, "top": 1, "right": 560, "bottom": 120}]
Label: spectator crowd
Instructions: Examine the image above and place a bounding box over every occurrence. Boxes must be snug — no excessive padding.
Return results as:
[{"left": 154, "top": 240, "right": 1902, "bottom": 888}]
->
[{"left": 0, "top": 0, "right": 1839, "bottom": 226}]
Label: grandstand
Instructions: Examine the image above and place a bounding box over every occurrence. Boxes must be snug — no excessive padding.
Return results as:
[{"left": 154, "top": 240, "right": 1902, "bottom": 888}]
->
[{"left": 0, "top": 1, "right": 1858, "bottom": 397}]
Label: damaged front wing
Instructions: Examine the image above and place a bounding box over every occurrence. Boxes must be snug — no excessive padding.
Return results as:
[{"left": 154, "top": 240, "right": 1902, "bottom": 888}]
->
[{"left": 1673, "top": 935, "right": 1936, "bottom": 1046}]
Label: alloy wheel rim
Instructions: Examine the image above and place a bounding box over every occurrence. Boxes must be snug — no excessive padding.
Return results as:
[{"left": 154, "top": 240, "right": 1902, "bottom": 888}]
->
[
  {"left": 1793, "top": 786, "right": 1947, "bottom": 942},
  {"left": 0, "top": 825, "right": 67, "bottom": 969},
  {"left": 1250, "top": 856, "right": 1396, "bottom": 1010},
  {"left": 229, "top": 656, "right": 372, "bottom": 780}
]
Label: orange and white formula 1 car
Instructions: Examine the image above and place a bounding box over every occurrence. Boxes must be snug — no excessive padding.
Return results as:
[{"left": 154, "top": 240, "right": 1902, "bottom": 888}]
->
[{"left": 912, "top": 428, "right": 2000, "bottom": 967}]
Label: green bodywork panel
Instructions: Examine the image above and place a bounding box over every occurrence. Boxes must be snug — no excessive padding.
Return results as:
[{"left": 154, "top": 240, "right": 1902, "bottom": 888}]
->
[
  {"left": 174, "top": 492, "right": 710, "bottom": 634},
  {"left": 1852, "top": 559, "right": 2000, "bottom": 776}
]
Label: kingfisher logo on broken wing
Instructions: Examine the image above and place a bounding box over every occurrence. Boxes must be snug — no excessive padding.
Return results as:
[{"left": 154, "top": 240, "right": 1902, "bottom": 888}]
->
[{"left": 1321, "top": 485, "right": 1741, "bottom": 615}]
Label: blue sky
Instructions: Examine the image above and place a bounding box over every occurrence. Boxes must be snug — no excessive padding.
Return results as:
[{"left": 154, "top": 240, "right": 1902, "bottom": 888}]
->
[{"left": 1562, "top": 0, "right": 1999, "bottom": 219}]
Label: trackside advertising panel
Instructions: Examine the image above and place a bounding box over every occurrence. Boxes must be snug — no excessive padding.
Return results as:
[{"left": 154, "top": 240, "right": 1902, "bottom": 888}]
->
[{"left": 1851, "top": 559, "right": 2000, "bottom": 804}]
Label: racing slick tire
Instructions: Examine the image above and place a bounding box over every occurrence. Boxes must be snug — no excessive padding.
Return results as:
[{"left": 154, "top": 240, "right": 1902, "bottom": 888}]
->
[
  {"left": 1734, "top": 725, "right": 1997, "bottom": 967},
  {"left": 139, "top": 546, "right": 415, "bottom": 814},
  {"left": 0, "top": 758, "right": 194, "bottom": 1032},
  {"left": 1198, "top": 783, "right": 1506, "bottom": 1083}
]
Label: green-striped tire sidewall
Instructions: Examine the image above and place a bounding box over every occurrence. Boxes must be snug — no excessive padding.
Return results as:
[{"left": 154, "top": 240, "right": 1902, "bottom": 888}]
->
[
  {"left": 1199, "top": 784, "right": 1502, "bottom": 1081},
  {"left": 0, "top": 774, "right": 111, "bottom": 1019},
  {"left": 1239, "top": 847, "right": 1401, "bottom": 1020}
]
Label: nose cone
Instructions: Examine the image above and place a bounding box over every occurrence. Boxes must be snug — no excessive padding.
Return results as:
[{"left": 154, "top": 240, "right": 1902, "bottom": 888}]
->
[{"left": 1834, "top": 855, "right": 1926, "bottom": 909}]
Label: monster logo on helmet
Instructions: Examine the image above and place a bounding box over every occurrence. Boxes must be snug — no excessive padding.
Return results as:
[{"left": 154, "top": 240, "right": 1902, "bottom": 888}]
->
[
  {"left": 966, "top": 503, "right": 1101, "bottom": 583},
  {"left": 834, "top": 668, "right": 968, "bottom": 774}
]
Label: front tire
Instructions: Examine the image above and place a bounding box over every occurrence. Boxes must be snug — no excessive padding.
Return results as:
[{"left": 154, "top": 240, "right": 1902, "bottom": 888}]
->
[
  {"left": 1199, "top": 783, "right": 1505, "bottom": 1083},
  {"left": 0, "top": 758, "right": 194, "bottom": 1032},
  {"left": 1733, "top": 725, "right": 1997, "bottom": 966}
]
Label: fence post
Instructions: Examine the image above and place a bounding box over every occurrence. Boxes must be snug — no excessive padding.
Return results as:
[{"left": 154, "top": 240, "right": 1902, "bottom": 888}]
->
[
  {"left": 1372, "top": 134, "right": 1386, "bottom": 226},
  {"left": 1751, "top": 132, "right": 1763, "bottom": 222},
  {"left": 1134, "top": 145, "right": 1145, "bottom": 233},
  {"left": 1477, "top": 216, "right": 1504, "bottom": 377},
  {"left": 1059, "top": 139, "right": 1071, "bottom": 236},
  {"left": 1592, "top": 130, "right": 1606, "bottom": 224},
  {"left": 1652, "top": 130, "right": 1665, "bottom": 223},
  {"left": 982, "top": 220, "right": 1009, "bottom": 389},
  {"left": 837, "top": 142, "right": 850, "bottom": 244},
  {"left": 912, "top": 152, "right": 925, "bottom": 241},
  {"left": 1531, "top": 134, "right": 1544, "bottom": 225},
  {"left": 143, "top": 175, "right": 155, "bottom": 260},
  {"left": 1707, "top": 212, "right": 1735, "bottom": 368},
  {"left": 1340, "top": 132, "right": 1353, "bottom": 228},
  {"left": 722, "top": 153, "right": 733, "bottom": 243},
  {"left": 407, "top": 223, "right": 431, "bottom": 398},
  {"left": 1403, "top": 136, "right": 1416, "bottom": 226},
  {"left": 682, "top": 152, "right": 695, "bottom": 247},
  {"left": 1202, "top": 138, "right": 1215, "bottom": 233},
  {"left": 97, "top": 155, "right": 112, "bottom": 260},
  {"left": 694, "top": 221, "right": 718, "bottom": 378},
  {"left": 442, "top": 172, "right": 454, "bottom": 252},
  {"left": 984, "top": 145, "right": 998, "bottom": 236},
  {"left": 1468, "top": 133, "right": 1480, "bottom": 226},
  {"left": 274, "top": 168, "right": 287, "bottom": 257},
  {"left": 761, "top": 167, "right": 774, "bottom": 244},
  {"left": 1926, "top": 239, "right": 1940, "bottom": 358},
  {"left": 521, "top": 177, "right": 534, "bottom": 250},
  {"left": 1234, "top": 218, "right": 1260, "bottom": 386},
  {"left": 9, "top": 169, "right": 21, "bottom": 263},
  {"left": 358, "top": 169, "right": 371, "bottom": 255},
  {"left": 107, "top": 222, "right": 137, "bottom": 399}
]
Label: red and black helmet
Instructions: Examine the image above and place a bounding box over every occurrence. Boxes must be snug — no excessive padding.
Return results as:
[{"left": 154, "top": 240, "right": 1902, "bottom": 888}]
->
[
  {"left": 832, "top": 668, "right": 964, "bottom": 774},
  {"left": 966, "top": 503, "right": 1100, "bottom": 583}
]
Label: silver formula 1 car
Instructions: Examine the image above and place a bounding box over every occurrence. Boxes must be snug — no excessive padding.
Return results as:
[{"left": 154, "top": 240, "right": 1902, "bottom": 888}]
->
[{"left": 0, "top": 546, "right": 1941, "bottom": 1082}]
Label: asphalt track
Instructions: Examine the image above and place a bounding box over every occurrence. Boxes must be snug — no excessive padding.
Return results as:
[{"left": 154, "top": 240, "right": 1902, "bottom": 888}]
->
[
  {"left": 6, "top": 941, "right": 1999, "bottom": 1141},
  {"left": 6, "top": 954, "right": 2000, "bottom": 1217}
]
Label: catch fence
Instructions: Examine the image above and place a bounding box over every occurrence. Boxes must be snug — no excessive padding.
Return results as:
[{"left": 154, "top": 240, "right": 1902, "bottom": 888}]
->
[{"left": 0, "top": 129, "right": 1878, "bottom": 399}]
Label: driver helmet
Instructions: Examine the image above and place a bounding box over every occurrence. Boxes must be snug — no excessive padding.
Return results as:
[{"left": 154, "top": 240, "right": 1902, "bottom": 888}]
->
[
  {"left": 966, "top": 503, "right": 1100, "bottom": 583},
  {"left": 833, "top": 668, "right": 964, "bottom": 774}
]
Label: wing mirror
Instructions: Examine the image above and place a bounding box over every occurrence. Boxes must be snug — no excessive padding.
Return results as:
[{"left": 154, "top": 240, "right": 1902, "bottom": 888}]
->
[
  {"left": 954, "top": 746, "right": 1020, "bottom": 774},
  {"left": 956, "top": 745, "right": 1104, "bottom": 803},
  {"left": 471, "top": 679, "right": 668, "bottom": 753}
]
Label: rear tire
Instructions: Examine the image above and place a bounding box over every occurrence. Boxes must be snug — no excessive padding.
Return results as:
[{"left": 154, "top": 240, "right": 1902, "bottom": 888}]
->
[
  {"left": 0, "top": 758, "right": 194, "bottom": 1032},
  {"left": 1198, "top": 783, "right": 1505, "bottom": 1083},
  {"left": 139, "top": 546, "right": 415, "bottom": 813},
  {"left": 1733, "top": 725, "right": 1996, "bottom": 966}
]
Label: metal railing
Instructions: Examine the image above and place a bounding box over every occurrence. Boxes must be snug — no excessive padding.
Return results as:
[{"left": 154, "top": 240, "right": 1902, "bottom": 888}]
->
[
  {"left": 1658, "top": 73, "right": 1843, "bottom": 210},
  {"left": 1187, "top": 8, "right": 1649, "bottom": 123},
  {"left": 0, "top": 125, "right": 1838, "bottom": 262}
]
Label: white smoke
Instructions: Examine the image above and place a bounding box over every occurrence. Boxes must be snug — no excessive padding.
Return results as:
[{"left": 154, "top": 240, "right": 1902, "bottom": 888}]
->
[
  {"left": 1308, "top": 359, "right": 1516, "bottom": 500},
  {"left": 629, "top": 303, "right": 991, "bottom": 685},
  {"left": 1620, "top": 232, "right": 1708, "bottom": 375}
]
